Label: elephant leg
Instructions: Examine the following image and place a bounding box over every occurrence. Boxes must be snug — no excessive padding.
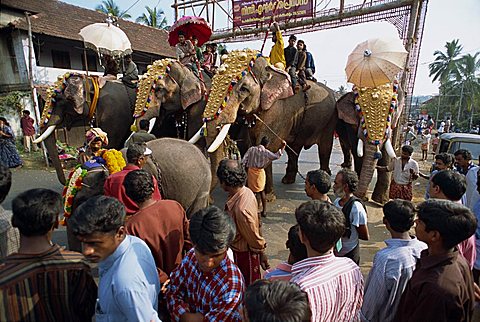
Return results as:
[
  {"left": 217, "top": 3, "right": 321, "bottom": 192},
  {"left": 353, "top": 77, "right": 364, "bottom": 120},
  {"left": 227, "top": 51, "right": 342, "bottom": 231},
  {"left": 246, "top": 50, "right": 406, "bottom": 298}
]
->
[
  {"left": 339, "top": 139, "right": 352, "bottom": 168},
  {"left": 282, "top": 145, "right": 302, "bottom": 184},
  {"left": 264, "top": 164, "right": 276, "bottom": 202},
  {"left": 318, "top": 134, "right": 334, "bottom": 176},
  {"left": 187, "top": 188, "right": 210, "bottom": 219}
]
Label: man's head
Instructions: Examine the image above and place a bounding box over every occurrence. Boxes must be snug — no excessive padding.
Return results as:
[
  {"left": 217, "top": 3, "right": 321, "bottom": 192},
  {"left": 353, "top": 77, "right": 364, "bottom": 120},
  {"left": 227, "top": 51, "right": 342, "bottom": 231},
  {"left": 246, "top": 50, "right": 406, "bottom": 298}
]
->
[
  {"left": 288, "top": 35, "right": 297, "bottom": 47},
  {"left": 305, "top": 169, "right": 331, "bottom": 199},
  {"left": 454, "top": 149, "right": 472, "bottom": 169},
  {"left": 69, "top": 196, "right": 126, "bottom": 263},
  {"left": 138, "top": 119, "right": 150, "bottom": 131},
  {"left": 12, "top": 189, "right": 61, "bottom": 237},
  {"left": 429, "top": 170, "right": 466, "bottom": 201},
  {"left": 383, "top": 199, "right": 416, "bottom": 234},
  {"left": 401, "top": 145, "right": 414, "bottom": 160},
  {"left": 192, "top": 35, "right": 198, "bottom": 46},
  {"left": 0, "top": 165, "right": 12, "bottom": 204},
  {"left": 296, "top": 40, "right": 305, "bottom": 51},
  {"left": 415, "top": 199, "right": 476, "bottom": 250},
  {"left": 333, "top": 169, "right": 358, "bottom": 198},
  {"left": 85, "top": 127, "right": 108, "bottom": 152},
  {"left": 260, "top": 136, "right": 270, "bottom": 147},
  {"left": 189, "top": 206, "right": 236, "bottom": 272},
  {"left": 216, "top": 159, "right": 246, "bottom": 190},
  {"left": 22, "top": 110, "right": 30, "bottom": 116},
  {"left": 243, "top": 279, "right": 311, "bottom": 322},
  {"left": 124, "top": 169, "right": 154, "bottom": 205},
  {"left": 126, "top": 143, "right": 152, "bottom": 167},
  {"left": 124, "top": 54, "right": 132, "bottom": 63},
  {"left": 286, "top": 224, "right": 307, "bottom": 264},
  {"left": 178, "top": 31, "right": 186, "bottom": 43},
  {"left": 295, "top": 200, "right": 345, "bottom": 254},
  {"left": 434, "top": 153, "right": 454, "bottom": 170}
]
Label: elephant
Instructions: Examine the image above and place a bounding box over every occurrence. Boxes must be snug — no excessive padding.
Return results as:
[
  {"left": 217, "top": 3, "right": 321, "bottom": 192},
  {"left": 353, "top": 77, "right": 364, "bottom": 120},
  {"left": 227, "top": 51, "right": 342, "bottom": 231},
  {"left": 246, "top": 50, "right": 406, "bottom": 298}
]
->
[
  {"left": 66, "top": 137, "right": 211, "bottom": 251},
  {"left": 34, "top": 73, "right": 137, "bottom": 184},
  {"left": 190, "top": 50, "right": 337, "bottom": 196},
  {"left": 133, "top": 59, "right": 211, "bottom": 142}
]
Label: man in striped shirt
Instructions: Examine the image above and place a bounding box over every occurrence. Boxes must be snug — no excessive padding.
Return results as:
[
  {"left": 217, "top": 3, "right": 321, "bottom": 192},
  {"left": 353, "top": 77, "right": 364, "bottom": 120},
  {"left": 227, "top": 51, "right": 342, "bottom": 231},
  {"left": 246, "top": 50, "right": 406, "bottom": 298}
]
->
[
  {"left": 291, "top": 200, "right": 364, "bottom": 321},
  {"left": 0, "top": 189, "right": 97, "bottom": 322},
  {"left": 361, "top": 200, "right": 426, "bottom": 322}
]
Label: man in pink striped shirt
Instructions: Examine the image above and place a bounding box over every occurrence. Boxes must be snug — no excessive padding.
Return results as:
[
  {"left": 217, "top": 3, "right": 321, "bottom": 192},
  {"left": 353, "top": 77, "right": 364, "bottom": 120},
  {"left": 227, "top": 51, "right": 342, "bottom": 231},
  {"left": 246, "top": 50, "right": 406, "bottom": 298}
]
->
[{"left": 291, "top": 200, "right": 364, "bottom": 321}]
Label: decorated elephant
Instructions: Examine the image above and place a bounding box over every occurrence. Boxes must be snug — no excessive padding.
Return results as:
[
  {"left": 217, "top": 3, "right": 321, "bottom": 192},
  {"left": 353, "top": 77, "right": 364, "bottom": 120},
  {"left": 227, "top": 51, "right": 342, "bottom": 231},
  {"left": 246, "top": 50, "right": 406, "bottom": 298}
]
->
[
  {"left": 64, "top": 138, "right": 211, "bottom": 251},
  {"left": 189, "top": 50, "right": 337, "bottom": 195},
  {"left": 34, "top": 73, "right": 136, "bottom": 184},
  {"left": 133, "top": 59, "right": 211, "bottom": 141}
]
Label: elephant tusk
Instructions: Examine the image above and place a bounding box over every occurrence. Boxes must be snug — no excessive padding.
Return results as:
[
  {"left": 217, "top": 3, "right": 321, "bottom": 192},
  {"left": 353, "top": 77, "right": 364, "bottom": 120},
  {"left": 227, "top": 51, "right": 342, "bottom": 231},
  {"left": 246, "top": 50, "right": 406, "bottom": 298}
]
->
[
  {"left": 148, "top": 118, "right": 157, "bottom": 133},
  {"left": 357, "top": 139, "right": 364, "bottom": 158},
  {"left": 188, "top": 125, "right": 204, "bottom": 144},
  {"left": 33, "top": 125, "right": 56, "bottom": 144},
  {"left": 385, "top": 139, "right": 397, "bottom": 159},
  {"left": 207, "top": 124, "right": 232, "bottom": 153}
]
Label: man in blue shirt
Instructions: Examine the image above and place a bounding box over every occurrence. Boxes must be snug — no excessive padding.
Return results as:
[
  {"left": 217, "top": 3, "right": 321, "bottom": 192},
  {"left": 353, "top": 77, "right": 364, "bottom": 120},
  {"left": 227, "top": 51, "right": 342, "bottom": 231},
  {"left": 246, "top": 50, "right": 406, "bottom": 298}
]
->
[{"left": 69, "top": 195, "right": 161, "bottom": 322}]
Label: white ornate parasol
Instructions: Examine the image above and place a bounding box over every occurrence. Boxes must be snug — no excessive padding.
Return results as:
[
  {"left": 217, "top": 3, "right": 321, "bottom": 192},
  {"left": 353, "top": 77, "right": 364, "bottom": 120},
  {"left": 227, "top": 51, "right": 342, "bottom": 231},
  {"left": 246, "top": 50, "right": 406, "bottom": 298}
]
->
[
  {"left": 79, "top": 20, "right": 132, "bottom": 57},
  {"left": 345, "top": 37, "right": 408, "bottom": 88}
]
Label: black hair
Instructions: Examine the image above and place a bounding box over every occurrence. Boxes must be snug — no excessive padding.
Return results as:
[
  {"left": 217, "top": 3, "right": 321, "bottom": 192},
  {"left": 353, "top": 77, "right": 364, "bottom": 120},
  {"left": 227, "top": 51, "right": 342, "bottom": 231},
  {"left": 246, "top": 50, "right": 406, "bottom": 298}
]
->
[
  {"left": 295, "top": 200, "right": 345, "bottom": 253},
  {"left": 338, "top": 169, "right": 358, "bottom": 193},
  {"left": 401, "top": 145, "right": 414, "bottom": 155},
  {"left": 417, "top": 199, "right": 476, "bottom": 249},
  {"left": 124, "top": 169, "right": 154, "bottom": 204},
  {"left": 0, "top": 117, "right": 10, "bottom": 126},
  {"left": 189, "top": 206, "right": 236, "bottom": 254},
  {"left": 306, "top": 169, "right": 331, "bottom": 194},
  {"left": 286, "top": 225, "right": 307, "bottom": 263},
  {"left": 244, "top": 279, "right": 312, "bottom": 322},
  {"left": 260, "top": 136, "right": 270, "bottom": 146},
  {"left": 289, "top": 35, "right": 297, "bottom": 41},
  {"left": 139, "top": 119, "right": 150, "bottom": 131},
  {"left": 297, "top": 40, "right": 305, "bottom": 45},
  {"left": 192, "top": 35, "right": 198, "bottom": 40},
  {"left": 383, "top": 199, "right": 416, "bottom": 233},
  {"left": 11, "top": 189, "right": 61, "bottom": 236},
  {"left": 216, "top": 159, "right": 246, "bottom": 188},
  {"left": 124, "top": 54, "right": 132, "bottom": 59},
  {"left": 22, "top": 110, "right": 30, "bottom": 115},
  {"left": 454, "top": 149, "right": 472, "bottom": 161},
  {"left": 0, "top": 165, "right": 12, "bottom": 204},
  {"left": 178, "top": 30, "right": 185, "bottom": 36},
  {"left": 69, "top": 196, "right": 125, "bottom": 236},
  {"left": 435, "top": 153, "right": 454, "bottom": 167},
  {"left": 431, "top": 170, "right": 466, "bottom": 201},
  {"left": 126, "top": 143, "right": 147, "bottom": 163}
]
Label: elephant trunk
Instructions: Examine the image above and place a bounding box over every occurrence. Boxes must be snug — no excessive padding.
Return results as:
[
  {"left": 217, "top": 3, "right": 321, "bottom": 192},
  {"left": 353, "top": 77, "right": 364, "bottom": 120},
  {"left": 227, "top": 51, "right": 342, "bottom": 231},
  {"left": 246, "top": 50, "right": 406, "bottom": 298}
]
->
[
  {"left": 44, "top": 134, "right": 66, "bottom": 185},
  {"left": 355, "top": 142, "right": 379, "bottom": 199}
]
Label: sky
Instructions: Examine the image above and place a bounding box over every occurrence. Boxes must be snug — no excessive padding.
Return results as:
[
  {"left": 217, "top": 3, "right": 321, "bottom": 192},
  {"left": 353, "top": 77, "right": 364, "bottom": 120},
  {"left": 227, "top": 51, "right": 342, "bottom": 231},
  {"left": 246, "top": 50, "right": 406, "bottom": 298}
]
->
[{"left": 64, "top": 0, "right": 480, "bottom": 96}]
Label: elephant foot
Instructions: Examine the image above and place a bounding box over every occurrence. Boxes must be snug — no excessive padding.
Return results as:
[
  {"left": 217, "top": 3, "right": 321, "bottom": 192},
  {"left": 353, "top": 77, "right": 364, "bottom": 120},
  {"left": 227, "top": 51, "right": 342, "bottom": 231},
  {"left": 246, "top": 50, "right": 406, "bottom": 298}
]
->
[
  {"left": 341, "top": 162, "right": 352, "bottom": 169},
  {"left": 282, "top": 174, "right": 296, "bottom": 184},
  {"left": 266, "top": 192, "right": 276, "bottom": 202}
]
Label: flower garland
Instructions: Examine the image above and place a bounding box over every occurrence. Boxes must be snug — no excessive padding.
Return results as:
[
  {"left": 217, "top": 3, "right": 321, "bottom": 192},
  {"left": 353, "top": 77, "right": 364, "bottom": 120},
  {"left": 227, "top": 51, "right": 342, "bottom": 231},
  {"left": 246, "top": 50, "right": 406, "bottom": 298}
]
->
[
  {"left": 102, "top": 149, "right": 126, "bottom": 174},
  {"left": 40, "top": 72, "right": 84, "bottom": 127},
  {"left": 61, "top": 165, "right": 88, "bottom": 222},
  {"left": 354, "top": 81, "right": 398, "bottom": 146}
]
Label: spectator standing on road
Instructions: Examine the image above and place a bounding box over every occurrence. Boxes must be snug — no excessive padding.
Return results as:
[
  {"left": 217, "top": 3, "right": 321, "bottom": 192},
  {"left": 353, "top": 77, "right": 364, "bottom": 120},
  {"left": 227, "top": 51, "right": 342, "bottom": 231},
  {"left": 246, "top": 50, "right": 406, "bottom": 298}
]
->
[
  {"left": 431, "top": 133, "right": 440, "bottom": 157},
  {"left": 333, "top": 169, "right": 369, "bottom": 264},
  {"left": 0, "top": 189, "right": 97, "bottom": 322},
  {"left": 454, "top": 149, "right": 480, "bottom": 210},
  {"left": 69, "top": 196, "right": 161, "bottom": 322},
  {"left": 421, "top": 129, "right": 431, "bottom": 161},
  {"left": 304, "top": 169, "right": 332, "bottom": 203},
  {"left": 361, "top": 200, "right": 427, "bottom": 322},
  {"left": 0, "top": 165, "right": 19, "bottom": 259},
  {"left": 0, "top": 117, "right": 22, "bottom": 168},
  {"left": 419, "top": 152, "right": 454, "bottom": 200},
  {"left": 20, "top": 110, "right": 37, "bottom": 152},
  {"left": 445, "top": 117, "right": 451, "bottom": 133}
]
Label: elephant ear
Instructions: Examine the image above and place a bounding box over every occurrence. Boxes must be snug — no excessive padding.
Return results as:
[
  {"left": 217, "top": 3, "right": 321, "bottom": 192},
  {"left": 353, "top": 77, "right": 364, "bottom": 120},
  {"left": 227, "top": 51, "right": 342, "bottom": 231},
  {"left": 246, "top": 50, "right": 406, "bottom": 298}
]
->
[
  {"left": 337, "top": 92, "right": 359, "bottom": 125},
  {"left": 260, "top": 65, "right": 293, "bottom": 111},
  {"left": 180, "top": 72, "right": 202, "bottom": 110}
]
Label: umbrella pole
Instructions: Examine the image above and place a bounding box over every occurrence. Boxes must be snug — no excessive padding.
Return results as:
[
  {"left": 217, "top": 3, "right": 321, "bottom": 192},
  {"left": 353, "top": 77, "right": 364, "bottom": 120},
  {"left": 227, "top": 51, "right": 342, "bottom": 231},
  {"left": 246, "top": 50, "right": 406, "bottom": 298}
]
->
[{"left": 83, "top": 48, "right": 92, "bottom": 118}]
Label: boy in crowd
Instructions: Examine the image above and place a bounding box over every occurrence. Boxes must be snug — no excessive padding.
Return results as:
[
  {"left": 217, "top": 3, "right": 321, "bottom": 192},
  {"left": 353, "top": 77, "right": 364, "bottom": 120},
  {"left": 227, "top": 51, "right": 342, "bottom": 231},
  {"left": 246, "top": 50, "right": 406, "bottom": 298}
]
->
[
  {"left": 291, "top": 200, "right": 363, "bottom": 321},
  {"left": 0, "top": 189, "right": 97, "bottom": 322},
  {"left": 333, "top": 169, "right": 369, "bottom": 264},
  {"left": 419, "top": 152, "right": 453, "bottom": 199},
  {"left": 166, "top": 206, "right": 244, "bottom": 321},
  {"left": 304, "top": 169, "right": 331, "bottom": 203},
  {"left": 69, "top": 196, "right": 161, "bottom": 321},
  {"left": 361, "top": 200, "right": 427, "bottom": 322},
  {"left": 243, "top": 279, "right": 311, "bottom": 322},
  {"left": 395, "top": 200, "right": 476, "bottom": 321}
]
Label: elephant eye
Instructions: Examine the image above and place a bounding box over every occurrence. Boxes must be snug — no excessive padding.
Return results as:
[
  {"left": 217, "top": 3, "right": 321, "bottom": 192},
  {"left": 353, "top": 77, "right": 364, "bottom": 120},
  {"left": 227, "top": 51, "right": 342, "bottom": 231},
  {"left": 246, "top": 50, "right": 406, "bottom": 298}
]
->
[{"left": 240, "top": 86, "right": 249, "bottom": 94}]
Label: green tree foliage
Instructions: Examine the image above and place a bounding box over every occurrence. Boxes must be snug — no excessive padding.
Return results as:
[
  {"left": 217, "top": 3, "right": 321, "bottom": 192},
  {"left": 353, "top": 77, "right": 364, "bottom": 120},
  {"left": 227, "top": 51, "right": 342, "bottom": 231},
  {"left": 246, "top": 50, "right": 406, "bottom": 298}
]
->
[
  {"left": 95, "top": 0, "right": 131, "bottom": 19},
  {"left": 136, "top": 6, "right": 168, "bottom": 29},
  {"left": 428, "top": 39, "right": 463, "bottom": 86},
  {"left": 0, "top": 92, "right": 29, "bottom": 116}
]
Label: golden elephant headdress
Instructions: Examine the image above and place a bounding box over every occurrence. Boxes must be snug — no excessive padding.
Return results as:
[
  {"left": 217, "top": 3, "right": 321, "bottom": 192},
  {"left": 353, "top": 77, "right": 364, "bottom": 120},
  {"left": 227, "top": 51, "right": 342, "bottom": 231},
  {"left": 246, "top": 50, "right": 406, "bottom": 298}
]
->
[
  {"left": 134, "top": 58, "right": 176, "bottom": 118},
  {"left": 203, "top": 49, "right": 259, "bottom": 122}
]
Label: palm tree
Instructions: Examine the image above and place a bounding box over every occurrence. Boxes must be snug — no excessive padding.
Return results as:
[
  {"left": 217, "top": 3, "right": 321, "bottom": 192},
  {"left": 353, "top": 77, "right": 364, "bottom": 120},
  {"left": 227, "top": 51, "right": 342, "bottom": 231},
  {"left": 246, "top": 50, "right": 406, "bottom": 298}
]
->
[
  {"left": 458, "top": 53, "right": 480, "bottom": 128},
  {"left": 136, "top": 6, "right": 168, "bottom": 29},
  {"left": 95, "top": 0, "right": 131, "bottom": 19},
  {"left": 428, "top": 39, "right": 463, "bottom": 85}
]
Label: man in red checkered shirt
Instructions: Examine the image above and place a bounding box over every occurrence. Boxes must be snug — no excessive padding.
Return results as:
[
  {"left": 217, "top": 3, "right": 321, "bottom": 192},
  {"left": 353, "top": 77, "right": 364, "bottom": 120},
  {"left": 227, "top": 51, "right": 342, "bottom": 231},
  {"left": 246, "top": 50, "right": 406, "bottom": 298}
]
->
[{"left": 166, "top": 206, "right": 245, "bottom": 321}]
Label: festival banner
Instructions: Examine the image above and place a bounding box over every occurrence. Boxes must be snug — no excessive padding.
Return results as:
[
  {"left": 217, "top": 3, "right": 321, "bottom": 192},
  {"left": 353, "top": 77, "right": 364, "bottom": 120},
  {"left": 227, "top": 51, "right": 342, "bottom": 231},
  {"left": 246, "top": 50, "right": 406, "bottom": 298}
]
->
[{"left": 232, "top": 0, "right": 314, "bottom": 28}]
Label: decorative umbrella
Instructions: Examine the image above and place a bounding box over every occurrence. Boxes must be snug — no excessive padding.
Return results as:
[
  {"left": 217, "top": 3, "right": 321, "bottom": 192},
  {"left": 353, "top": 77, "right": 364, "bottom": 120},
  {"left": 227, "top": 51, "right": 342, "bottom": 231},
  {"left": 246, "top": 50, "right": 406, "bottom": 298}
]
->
[
  {"left": 168, "top": 16, "right": 212, "bottom": 47},
  {"left": 79, "top": 22, "right": 132, "bottom": 57},
  {"left": 345, "top": 37, "right": 408, "bottom": 87}
]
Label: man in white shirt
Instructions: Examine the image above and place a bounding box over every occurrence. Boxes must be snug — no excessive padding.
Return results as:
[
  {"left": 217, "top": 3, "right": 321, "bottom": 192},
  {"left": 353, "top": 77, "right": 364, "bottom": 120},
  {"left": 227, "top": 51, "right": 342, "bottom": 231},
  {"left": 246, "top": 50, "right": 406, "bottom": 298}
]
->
[
  {"left": 361, "top": 199, "right": 427, "bottom": 322},
  {"left": 377, "top": 145, "right": 419, "bottom": 201}
]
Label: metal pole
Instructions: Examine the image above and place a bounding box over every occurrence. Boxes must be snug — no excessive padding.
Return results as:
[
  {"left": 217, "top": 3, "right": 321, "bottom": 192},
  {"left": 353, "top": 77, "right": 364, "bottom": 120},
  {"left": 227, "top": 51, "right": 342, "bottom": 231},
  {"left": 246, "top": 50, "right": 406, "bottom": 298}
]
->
[{"left": 435, "top": 94, "right": 441, "bottom": 122}]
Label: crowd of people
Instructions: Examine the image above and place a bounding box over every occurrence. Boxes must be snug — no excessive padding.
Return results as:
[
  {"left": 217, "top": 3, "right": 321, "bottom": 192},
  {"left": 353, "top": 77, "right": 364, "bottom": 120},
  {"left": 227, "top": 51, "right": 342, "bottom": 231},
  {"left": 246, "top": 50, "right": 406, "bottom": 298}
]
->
[{"left": 1, "top": 123, "right": 480, "bottom": 321}]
